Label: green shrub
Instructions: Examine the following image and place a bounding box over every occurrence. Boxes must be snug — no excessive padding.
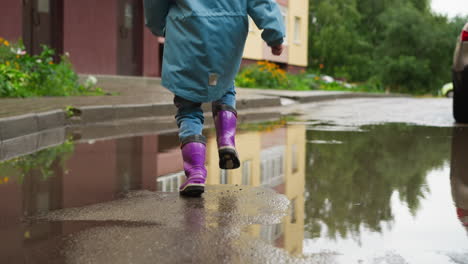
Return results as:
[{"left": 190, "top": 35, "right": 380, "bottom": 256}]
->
[
  {"left": 236, "top": 61, "right": 289, "bottom": 89},
  {"left": 0, "top": 38, "right": 103, "bottom": 97},
  {"left": 236, "top": 61, "right": 383, "bottom": 93}
]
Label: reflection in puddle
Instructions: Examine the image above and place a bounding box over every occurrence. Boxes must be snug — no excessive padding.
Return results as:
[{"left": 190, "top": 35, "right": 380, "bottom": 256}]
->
[
  {"left": 1, "top": 122, "right": 468, "bottom": 263},
  {"left": 305, "top": 123, "right": 468, "bottom": 263},
  {"left": 0, "top": 122, "right": 308, "bottom": 263}
]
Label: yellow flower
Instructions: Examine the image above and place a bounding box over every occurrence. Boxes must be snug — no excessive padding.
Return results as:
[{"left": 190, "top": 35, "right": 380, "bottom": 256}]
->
[
  {"left": 4, "top": 40, "right": 10, "bottom": 46},
  {"left": 314, "top": 76, "right": 320, "bottom": 81},
  {"left": 3, "top": 177, "right": 8, "bottom": 183},
  {"left": 49, "top": 61, "right": 54, "bottom": 65},
  {"left": 5, "top": 61, "right": 10, "bottom": 66},
  {"left": 24, "top": 231, "right": 31, "bottom": 239}
]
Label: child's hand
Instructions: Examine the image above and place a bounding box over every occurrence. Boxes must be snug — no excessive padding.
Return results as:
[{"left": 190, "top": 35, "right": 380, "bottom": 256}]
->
[{"left": 271, "top": 45, "right": 284, "bottom": 56}]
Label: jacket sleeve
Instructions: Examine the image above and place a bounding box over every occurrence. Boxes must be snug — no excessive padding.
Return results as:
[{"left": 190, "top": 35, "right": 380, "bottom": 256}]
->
[
  {"left": 247, "top": 0, "right": 286, "bottom": 47},
  {"left": 144, "top": 0, "right": 170, "bottom": 37}
]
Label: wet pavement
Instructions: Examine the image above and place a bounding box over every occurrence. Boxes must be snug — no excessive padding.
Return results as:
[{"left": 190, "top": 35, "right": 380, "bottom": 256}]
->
[{"left": 0, "top": 97, "right": 467, "bottom": 263}]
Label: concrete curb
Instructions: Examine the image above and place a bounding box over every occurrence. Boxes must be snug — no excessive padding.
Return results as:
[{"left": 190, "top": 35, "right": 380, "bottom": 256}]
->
[
  {"left": 0, "top": 91, "right": 401, "bottom": 144},
  {"left": 0, "top": 111, "right": 66, "bottom": 142},
  {"left": 74, "top": 103, "right": 174, "bottom": 125},
  {"left": 0, "top": 94, "right": 282, "bottom": 142},
  {"left": 0, "top": 110, "right": 280, "bottom": 162}
]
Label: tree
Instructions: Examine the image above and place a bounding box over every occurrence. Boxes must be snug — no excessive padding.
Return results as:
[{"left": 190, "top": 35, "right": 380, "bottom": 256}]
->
[
  {"left": 308, "top": 0, "right": 467, "bottom": 94},
  {"left": 309, "top": 0, "right": 372, "bottom": 81}
]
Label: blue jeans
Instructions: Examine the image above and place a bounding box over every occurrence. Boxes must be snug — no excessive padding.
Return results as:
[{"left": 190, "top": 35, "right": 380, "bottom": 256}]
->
[{"left": 174, "top": 85, "right": 236, "bottom": 140}]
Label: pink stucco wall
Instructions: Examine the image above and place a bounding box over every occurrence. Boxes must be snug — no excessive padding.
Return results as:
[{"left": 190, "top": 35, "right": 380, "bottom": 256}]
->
[
  {"left": 63, "top": 0, "right": 118, "bottom": 74},
  {"left": 0, "top": 1, "right": 22, "bottom": 41},
  {"left": 143, "top": 23, "right": 161, "bottom": 77}
]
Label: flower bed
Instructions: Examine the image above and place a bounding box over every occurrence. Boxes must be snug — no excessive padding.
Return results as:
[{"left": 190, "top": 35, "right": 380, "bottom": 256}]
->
[
  {"left": 235, "top": 61, "right": 383, "bottom": 93},
  {"left": 0, "top": 38, "right": 103, "bottom": 97}
]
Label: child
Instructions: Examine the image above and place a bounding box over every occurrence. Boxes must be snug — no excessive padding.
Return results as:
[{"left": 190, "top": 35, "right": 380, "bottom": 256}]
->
[{"left": 144, "top": 0, "right": 285, "bottom": 196}]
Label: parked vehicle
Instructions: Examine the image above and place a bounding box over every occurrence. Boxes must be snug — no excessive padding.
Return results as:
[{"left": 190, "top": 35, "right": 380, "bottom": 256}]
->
[
  {"left": 441, "top": 82, "right": 454, "bottom": 98},
  {"left": 453, "top": 23, "right": 468, "bottom": 123}
]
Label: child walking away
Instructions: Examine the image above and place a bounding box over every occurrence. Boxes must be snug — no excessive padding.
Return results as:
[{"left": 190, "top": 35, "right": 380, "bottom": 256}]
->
[{"left": 144, "top": 0, "right": 285, "bottom": 196}]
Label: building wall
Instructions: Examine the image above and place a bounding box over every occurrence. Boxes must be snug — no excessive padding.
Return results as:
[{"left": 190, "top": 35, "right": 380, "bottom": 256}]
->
[
  {"left": 243, "top": 18, "right": 264, "bottom": 61},
  {"left": 143, "top": 28, "right": 161, "bottom": 77},
  {"left": 242, "top": 0, "right": 309, "bottom": 71},
  {"left": 287, "top": 0, "right": 309, "bottom": 67},
  {"left": 283, "top": 124, "right": 306, "bottom": 255},
  {"left": 0, "top": 1, "right": 22, "bottom": 42},
  {"left": 63, "top": 0, "right": 118, "bottom": 75}
]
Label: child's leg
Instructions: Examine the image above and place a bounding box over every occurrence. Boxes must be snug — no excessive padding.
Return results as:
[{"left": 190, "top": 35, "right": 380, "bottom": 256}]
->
[
  {"left": 174, "top": 96, "right": 207, "bottom": 197},
  {"left": 174, "top": 96, "right": 205, "bottom": 140},
  {"left": 212, "top": 84, "right": 236, "bottom": 111},
  {"left": 212, "top": 85, "right": 240, "bottom": 170}
]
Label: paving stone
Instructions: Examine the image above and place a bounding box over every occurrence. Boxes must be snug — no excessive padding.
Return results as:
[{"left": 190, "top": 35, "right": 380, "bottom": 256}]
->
[
  {"left": 153, "top": 104, "right": 176, "bottom": 117},
  {"left": 37, "top": 110, "right": 67, "bottom": 131},
  {"left": 79, "top": 105, "right": 116, "bottom": 124},
  {"left": 114, "top": 104, "right": 155, "bottom": 120},
  {"left": 237, "top": 97, "right": 281, "bottom": 110}
]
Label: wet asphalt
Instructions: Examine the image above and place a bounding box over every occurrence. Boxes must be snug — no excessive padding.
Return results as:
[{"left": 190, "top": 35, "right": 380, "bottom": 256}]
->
[{"left": 1, "top": 97, "right": 467, "bottom": 264}]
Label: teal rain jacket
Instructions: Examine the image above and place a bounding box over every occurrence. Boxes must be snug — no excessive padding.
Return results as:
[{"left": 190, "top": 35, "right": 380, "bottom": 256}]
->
[{"left": 144, "top": 0, "right": 285, "bottom": 102}]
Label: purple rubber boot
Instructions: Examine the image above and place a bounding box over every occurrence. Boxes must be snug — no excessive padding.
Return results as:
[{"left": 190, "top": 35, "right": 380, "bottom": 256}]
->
[
  {"left": 179, "top": 136, "right": 207, "bottom": 197},
  {"left": 214, "top": 107, "right": 240, "bottom": 170}
]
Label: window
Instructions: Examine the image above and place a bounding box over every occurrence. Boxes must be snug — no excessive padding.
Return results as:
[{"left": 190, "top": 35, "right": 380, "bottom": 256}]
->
[
  {"left": 157, "top": 172, "right": 185, "bottom": 192},
  {"left": 242, "top": 160, "right": 252, "bottom": 185},
  {"left": 260, "top": 223, "right": 283, "bottom": 243},
  {"left": 220, "top": 170, "right": 228, "bottom": 184},
  {"left": 260, "top": 146, "right": 285, "bottom": 187},
  {"left": 294, "top": 17, "right": 301, "bottom": 44}
]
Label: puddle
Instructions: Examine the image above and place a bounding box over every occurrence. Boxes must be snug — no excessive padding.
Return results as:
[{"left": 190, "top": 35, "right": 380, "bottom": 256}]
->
[
  {"left": 0, "top": 121, "right": 467, "bottom": 263},
  {"left": 0, "top": 121, "right": 310, "bottom": 263},
  {"left": 304, "top": 123, "right": 468, "bottom": 264}
]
